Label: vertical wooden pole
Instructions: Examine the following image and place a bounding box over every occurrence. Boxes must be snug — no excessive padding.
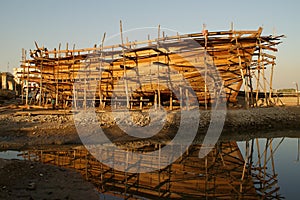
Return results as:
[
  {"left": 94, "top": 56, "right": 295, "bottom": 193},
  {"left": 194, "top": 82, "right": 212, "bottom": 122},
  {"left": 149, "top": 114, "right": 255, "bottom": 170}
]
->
[
  {"left": 120, "top": 20, "right": 130, "bottom": 109},
  {"left": 185, "top": 88, "right": 189, "bottom": 110},
  {"left": 261, "top": 54, "right": 268, "bottom": 106},
  {"left": 179, "top": 87, "right": 183, "bottom": 109},
  {"left": 247, "top": 65, "right": 254, "bottom": 107},
  {"left": 154, "top": 91, "right": 157, "bottom": 110},
  {"left": 39, "top": 60, "right": 43, "bottom": 106},
  {"left": 255, "top": 44, "right": 261, "bottom": 107},
  {"left": 203, "top": 25, "right": 208, "bottom": 110},
  {"left": 236, "top": 36, "right": 249, "bottom": 108},
  {"left": 103, "top": 96, "right": 106, "bottom": 108},
  {"left": 26, "top": 52, "right": 29, "bottom": 106},
  {"left": 169, "top": 92, "right": 173, "bottom": 111},
  {"left": 73, "top": 85, "right": 77, "bottom": 109},
  {"left": 21, "top": 48, "right": 25, "bottom": 105},
  {"left": 140, "top": 96, "right": 143, "bottom": 110},
  {"left": 157, "top": 63, "right": 161, "bottom": 109},
  {"left": 72, "top": 44, "right": 76, "bottom": 109},
  {"left": 269, "top": 58, "right": 275, "bottom": 104},
  {"left": 99, "top": 33, "right": 106, "bottom": 109},
  {"left": 157, "top": 25, "right": 161, "bottom": 109},
  {"left": 56, "top": 43, "right": 61, "bottom": 107}
]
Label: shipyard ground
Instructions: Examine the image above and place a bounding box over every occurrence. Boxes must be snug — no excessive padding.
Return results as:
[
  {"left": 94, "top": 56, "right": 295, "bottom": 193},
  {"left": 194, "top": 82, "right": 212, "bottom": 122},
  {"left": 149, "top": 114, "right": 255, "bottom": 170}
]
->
[{"left": 0, "top": 98, "right": 300, "bottom": 199}]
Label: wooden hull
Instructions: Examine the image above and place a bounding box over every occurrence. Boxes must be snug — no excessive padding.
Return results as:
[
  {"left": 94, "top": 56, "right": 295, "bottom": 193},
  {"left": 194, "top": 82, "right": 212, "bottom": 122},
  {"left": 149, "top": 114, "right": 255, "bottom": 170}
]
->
[{"left": 19, "top": 27, "right": 283, "bottom": 108}]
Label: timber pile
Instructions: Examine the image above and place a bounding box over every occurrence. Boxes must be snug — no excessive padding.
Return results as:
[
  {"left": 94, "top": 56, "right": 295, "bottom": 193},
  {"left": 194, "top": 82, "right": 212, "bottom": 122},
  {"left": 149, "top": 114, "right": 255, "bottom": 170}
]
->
[{"left": 19, "top": 26, "right": 283, "bottom": 109}]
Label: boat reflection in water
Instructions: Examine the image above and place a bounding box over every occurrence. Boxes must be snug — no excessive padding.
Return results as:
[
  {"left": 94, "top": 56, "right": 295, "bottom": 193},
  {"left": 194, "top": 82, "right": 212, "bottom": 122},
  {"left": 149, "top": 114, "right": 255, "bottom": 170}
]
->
[{"left": 21, "top": 138, "right": 286, "bottom": 199}]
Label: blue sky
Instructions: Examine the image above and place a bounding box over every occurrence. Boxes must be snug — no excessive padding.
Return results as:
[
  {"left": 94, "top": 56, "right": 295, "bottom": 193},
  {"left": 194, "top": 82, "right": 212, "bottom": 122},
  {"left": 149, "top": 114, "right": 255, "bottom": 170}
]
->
[{"left": 0, "top": 0, "right": 299, "bottom": 88}]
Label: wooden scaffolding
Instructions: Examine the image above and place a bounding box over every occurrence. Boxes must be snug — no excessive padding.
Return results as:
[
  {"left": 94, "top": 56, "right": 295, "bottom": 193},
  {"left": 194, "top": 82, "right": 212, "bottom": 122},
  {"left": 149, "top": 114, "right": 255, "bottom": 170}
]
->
[{"left": 19, "top": 25, "right": 284, "bottom": 109}]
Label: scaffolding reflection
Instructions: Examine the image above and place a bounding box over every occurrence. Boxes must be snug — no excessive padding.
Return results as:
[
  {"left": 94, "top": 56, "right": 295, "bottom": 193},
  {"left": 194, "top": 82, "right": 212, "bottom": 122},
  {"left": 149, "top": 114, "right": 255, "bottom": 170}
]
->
[{"left": 21, "top": 139, "right": 283, "bottom": 199}]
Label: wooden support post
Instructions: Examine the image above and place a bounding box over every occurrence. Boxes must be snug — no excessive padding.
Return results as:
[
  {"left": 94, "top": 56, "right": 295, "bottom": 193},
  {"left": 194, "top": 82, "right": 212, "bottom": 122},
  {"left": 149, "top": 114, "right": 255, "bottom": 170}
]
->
[
  {"left": 261, "top": 54, "right": 268, "bottom": 106},
  {"left": 185, "top": 88, "right": 189, "bottom": 110},
  {"left": 39, "top": 60, "right": 43, "bottom": 106},
  {"left": 255, "top": 69, "right": 261, "bottom": 107},
  {"left": 84, "top": 64, "right": 87, "bottom": 110},
  {"left": 179, "top": 87, "right": 183, "bottom": 109},
  {"left": 140, "top": 96, "right": 143, "bottom": 110},
  {"left": 157, "top": 26, "right": 161, "bottom": 109},
  {"left": 99, "top": 33, "right": 106, "bottom": 109},
  {"left": 203, "top": 24, "right": 208, "bottom": 110},
  {"left": 169, "top": 92, "right": 173, "bottom": 111},
  {"left": 236, "top": 37, "right": 249, "bottom": 109},
  {"left": 247, "top": 66, "right": 254, "bottom": 107},
  {"left": 154, "top": 91, "right": 157, "bottom": 110},
  {"left": 157, "top": 69, "right": 161, "bottom": 109},
  {"left": 130, "top": 97, "right": 133, "bottom": 109},
  {"left": 21, "top": 49, "right": 25, "bottom": 105},
  {"left": 103, "top": 96, "right": 106, "bottom": 108},
  {"left": 73, "top": 87, "right": 77, "bottom": 109},
  {"left": 120, "top": 20, "right": 130, "bottom": 109},
  {"left": 56, "top": 43, "right": 61, "bottom": 107},
  {"left": 269, "top": 59, "right": 275, "bottom": 104},
  {"left": 26, "top": 57, "right": 29, "bottom": 106}
]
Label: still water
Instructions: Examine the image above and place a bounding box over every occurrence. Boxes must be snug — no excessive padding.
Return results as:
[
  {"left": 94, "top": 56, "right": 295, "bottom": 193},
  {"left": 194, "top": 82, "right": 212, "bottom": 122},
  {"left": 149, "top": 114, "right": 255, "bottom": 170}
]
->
[
  {"left": 247, "top": 137, "right": 300, "bottom": 200},
  {"left": 1, "top": 134, "right": 300, "bottom": 199},
  {"left": 0, "top": 150, "right": 24, "bottom": 160}
]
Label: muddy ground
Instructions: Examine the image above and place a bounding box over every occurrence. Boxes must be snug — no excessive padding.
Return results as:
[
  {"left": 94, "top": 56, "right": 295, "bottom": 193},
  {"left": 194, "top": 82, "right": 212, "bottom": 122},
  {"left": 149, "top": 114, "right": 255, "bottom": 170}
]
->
[
  {"left": 0, "top": 98, "right": 300, "bottom": 199},
  {"left": 0, "top": 158, "right": 100, "bottom": 200}
]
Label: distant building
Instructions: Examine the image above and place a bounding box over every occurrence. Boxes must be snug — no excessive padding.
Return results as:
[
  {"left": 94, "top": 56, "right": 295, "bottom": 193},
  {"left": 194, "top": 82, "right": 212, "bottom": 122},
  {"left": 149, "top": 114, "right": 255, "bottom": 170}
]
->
[
  {"left": 0, "top": 72, "right": 15, "bottom": 90},
  {"left": 0, "top": 71, "right": 18, "bottom": 99}
]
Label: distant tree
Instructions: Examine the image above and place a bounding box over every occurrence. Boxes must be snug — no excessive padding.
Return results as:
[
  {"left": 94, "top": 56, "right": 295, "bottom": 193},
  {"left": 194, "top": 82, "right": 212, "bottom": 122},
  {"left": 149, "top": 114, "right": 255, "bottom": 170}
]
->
[{"left": 277, "top": 88, "right": 296, "bottom": 93}]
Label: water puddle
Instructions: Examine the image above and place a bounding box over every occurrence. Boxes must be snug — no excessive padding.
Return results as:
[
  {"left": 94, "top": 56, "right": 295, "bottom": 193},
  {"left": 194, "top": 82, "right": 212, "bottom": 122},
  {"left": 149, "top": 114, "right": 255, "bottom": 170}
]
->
[
  {"left": 1, "top": 134, "right": 300, "bottom": 199},
  {"left": 0, "top": 150, "right": 23, "bottom": 160}
]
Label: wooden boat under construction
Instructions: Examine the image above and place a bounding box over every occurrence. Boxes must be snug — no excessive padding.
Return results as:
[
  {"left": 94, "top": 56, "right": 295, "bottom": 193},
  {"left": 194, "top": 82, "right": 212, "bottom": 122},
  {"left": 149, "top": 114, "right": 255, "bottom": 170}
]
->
[{"left": 19, "top": 26, "right": 283, "bottom": 109}]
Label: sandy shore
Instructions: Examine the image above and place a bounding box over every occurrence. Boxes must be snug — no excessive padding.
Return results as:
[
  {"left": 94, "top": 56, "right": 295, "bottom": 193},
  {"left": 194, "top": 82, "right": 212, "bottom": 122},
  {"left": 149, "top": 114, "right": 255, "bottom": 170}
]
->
[
  {"left": 0, "top": 105, "right": 299, "bottom": 150},
  {"left": 0, "top": 106, "right": 299, "bottom": 150}
]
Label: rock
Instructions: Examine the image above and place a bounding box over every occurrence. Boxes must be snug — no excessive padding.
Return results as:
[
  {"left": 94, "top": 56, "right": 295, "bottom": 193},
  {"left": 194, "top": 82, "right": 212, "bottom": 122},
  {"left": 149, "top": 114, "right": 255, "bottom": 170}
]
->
[{"left": 27, "top": 182, "right": 36, "bottom": 190}]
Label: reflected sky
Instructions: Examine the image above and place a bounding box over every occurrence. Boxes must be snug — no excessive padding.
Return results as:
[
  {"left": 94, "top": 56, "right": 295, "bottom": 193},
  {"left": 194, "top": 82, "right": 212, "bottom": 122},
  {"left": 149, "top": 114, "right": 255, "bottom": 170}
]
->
[
  {"left": 238, "top": 136, "right": 300, "bottom": 200},
  {"left": 274, "top": 138, "right": 300, "bottom": 199}
]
